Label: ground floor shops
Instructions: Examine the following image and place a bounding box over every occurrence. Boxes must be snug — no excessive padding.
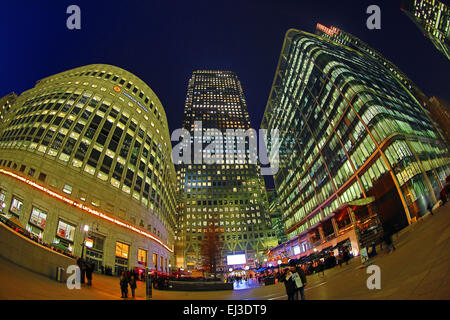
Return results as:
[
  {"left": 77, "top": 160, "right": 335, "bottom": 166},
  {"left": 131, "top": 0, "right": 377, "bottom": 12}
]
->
[
  {"left": 0, "top": 170, "right": 173, "bottom": 275},
  {"left": 266, "top": 199, "right": 388, "bottom": 266}
]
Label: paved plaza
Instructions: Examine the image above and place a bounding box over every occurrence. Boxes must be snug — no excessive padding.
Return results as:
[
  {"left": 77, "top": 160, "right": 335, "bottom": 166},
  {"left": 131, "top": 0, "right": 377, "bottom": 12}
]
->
[{"left": 0, "top": 204, "right": 449, "bottom": 300}]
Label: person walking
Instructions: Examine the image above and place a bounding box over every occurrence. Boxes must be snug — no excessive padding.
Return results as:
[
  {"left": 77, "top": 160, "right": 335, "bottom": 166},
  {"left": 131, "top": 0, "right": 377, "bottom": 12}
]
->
[
  {"left": 342, "top": 247, "right": 350, "bottom": 265},
  {"left": 86, "top": 262, "right": 93, "bottom": 286},
  {"left": 318, "top": 259, "right": 325, "bottom": 277},
  {"left": 384, "top": 227, "right": 396, "bottom": 253},
  {"left": 76, "top": 257, "right": 86, "bottom": 285},
  {"left": 280, "top": 268, "right": 296, "bottom": 301},
  {"left": 292, "top": 265, "right": 307, "bottom": 300},
  {"left": 120, "top": 271, "right": 129, "bottom": 299},
  {"left": 129, "top": 273, "right": 137, "bottom": 299}
]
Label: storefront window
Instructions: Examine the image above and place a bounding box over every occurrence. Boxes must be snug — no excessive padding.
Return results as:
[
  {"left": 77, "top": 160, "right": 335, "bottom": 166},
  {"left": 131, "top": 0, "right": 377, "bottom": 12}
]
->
[
  {"left": 115, "top": 242, "right": 129, "bottom": 259},
  {"left": 153, "top": 253, "right": 158, "bottom": 270},
  {"left": 56, "top": 219, "right": 76, "bottom": 242},
  {"left": 9, "top": 197, "right": 23, "bottom": 216},
  {"left": 0, "top": 190, "right": 6, "bottom": 213},
  {"left": 29, "top": 207, "right": 47, "bottom": 229},
  {"left": 138, "top": 248, "right": 148, "bottom": 267}
]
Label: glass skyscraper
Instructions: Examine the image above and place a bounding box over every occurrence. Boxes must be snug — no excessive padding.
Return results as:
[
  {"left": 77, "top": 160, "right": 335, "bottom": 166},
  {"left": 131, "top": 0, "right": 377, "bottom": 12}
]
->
[
  {"left": 261, "top": 29, "right": 449, "bottom": 261},
  {"left": 401, "top": 0, "right": 450, "bottom": 60},
  {"left": 176, "top": 70, "right": 277, "bottom": 271}
]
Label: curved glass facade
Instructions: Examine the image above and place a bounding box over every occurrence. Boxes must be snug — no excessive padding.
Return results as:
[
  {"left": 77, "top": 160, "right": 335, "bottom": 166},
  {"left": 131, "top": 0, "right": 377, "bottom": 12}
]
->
[
  {"left": 0, "top": 64, "right": 177, "bottom": 273},
  {"left": 261, "top": 30, "right": 449, "bottom": 251}
]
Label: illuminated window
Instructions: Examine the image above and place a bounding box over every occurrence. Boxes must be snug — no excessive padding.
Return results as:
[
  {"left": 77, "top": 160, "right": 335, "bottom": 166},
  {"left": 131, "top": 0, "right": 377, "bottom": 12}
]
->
[
  {"left": 62, "top": 184, "right": 73, "bottom": 194},
  {"left": 138, "top": 248, "right": 148, "bottom": 267},
  {"left": 9, "top": 197, "right": 23, "bottom": 216},
  {"left": 29, "top": 207, "right": 47, "bottom": 229},
  {"left": 56, "top": 219, "right": 75, "bottom": 242},
  {"left": 115, "top": 242, "right": 129, "bottom": 259}
]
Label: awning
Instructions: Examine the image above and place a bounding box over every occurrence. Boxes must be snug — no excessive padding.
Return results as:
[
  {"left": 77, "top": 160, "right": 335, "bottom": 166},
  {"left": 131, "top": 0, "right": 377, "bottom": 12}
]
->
[
  {"left": 332, "top": 196, "right": 376, "bottom": 218},
  {"left": 346, "top": 196, "right": 375, "bottom": 207}
]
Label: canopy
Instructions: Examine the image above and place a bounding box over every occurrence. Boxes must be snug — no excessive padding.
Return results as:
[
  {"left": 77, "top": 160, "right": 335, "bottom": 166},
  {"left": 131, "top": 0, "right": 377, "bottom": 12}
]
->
[{"left": 346, "top": 196, "right": 375, "bottom": 207}]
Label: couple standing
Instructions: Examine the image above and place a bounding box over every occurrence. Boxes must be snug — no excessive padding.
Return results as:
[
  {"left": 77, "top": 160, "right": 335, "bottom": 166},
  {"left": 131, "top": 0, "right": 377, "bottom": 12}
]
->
[{"left": 280, "top": 266, "right": 307, "bottom": 300}]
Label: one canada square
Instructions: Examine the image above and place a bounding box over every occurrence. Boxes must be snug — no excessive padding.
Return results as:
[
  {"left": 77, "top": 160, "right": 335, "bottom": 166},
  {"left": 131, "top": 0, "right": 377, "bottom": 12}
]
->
[{"left": 175, "top": 70, "right": 277, "bottom": 271}]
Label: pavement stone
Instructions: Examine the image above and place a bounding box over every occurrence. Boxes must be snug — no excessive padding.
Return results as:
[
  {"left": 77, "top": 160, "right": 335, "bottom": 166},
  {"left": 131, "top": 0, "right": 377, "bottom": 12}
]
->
[{"left": 0, "top": 203, "right": 449, "bottom": 300}]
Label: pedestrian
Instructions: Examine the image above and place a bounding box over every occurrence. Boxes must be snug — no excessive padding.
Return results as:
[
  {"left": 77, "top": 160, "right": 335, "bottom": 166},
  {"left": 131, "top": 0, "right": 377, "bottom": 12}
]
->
[
  {"left": 292, "top": 265, "right": 307, "bottom": 300},
  {"left": 318, "top": 259, "right": 325, "bottom": 277},
  {"left": 343, "top": 247, "right": 350, "bottom": 265},
  {"left": 384, "top": 227, "right": 396, "bottom": 253},
  {"left": 129, "top": 273, "right": 137, "bottom": 299},
  {"left": 440, "top": 188, "right": 447, "bottom": 206},
  {"left": 280, "top": 268, "right": 296, "bottom": 300},
  {"left": 120, "top": 271, "right": 129, "bottom": 299},
  {"left": 77, "top": 257, "right": 86, "bottom": 284},
  {"left": 86, "top": 262, "right": 93, "bottom": 286}
]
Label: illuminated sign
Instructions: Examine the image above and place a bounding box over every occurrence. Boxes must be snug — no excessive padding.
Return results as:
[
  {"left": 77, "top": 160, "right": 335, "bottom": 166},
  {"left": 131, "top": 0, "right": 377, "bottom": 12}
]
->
[
  {"left": 227, "top": 254, "right": 246, "bottom": 265},
  {"left": 85, "top": 238, "right": 94, "bottom": 248},
  {"left": 0, "top": 168, "right": 173, "bottom": 253},
  {"left": 293, "top": 245, "right": 300, "bottom": 255},
  {"left": 121, "top": 91, "right": 149, "bottom": 113},
  {"left": 316, "top": 23, "right": 340, "bottom": 37}
]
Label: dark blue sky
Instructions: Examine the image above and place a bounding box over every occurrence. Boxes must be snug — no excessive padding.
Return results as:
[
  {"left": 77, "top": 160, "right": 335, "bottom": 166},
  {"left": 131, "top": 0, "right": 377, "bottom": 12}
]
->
[
  {"left": 2, "top": 0, "right": 449, "bottom": 131},
  {"left": 2, "top": 1, "right": 449, "bottom": 189}
]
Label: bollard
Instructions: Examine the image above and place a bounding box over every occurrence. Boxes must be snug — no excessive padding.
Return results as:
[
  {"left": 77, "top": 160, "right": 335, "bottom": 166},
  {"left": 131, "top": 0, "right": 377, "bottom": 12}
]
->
[
  {"left": 56, "top": 266, "right": 64, "bottom": 282},
  {"left": 145, "top": 268, "right": 152, "bottom": 299}
]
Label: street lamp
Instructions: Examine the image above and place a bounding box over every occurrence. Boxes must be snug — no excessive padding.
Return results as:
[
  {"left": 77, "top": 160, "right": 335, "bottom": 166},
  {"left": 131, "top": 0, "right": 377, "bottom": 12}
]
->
[
  {"left": 81, "top": 224, "right": 89, "bottom": 260},
  {"left": 277, "top": 260, "right": 282, "bottom": 273}
]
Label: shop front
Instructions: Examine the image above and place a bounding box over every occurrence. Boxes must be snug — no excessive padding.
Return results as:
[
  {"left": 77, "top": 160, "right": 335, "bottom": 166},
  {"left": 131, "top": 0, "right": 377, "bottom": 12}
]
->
[
  {"left": 85, "top": 232, "right": 106, "bottom": 272},
  {"left": 115, "top": 241, "right": 130, "bottom": 275}
]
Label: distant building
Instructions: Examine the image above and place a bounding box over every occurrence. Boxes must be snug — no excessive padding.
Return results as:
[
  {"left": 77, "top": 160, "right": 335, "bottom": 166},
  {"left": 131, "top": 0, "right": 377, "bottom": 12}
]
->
[
  {"left": 176, "top": 70, "right": 278, "bottom": 271},
  {"left": 401, "top": 0, "right": 450, "bottom": 60},
  {"left": 267, "top": 189, "right": 288, "bottom": 245}
]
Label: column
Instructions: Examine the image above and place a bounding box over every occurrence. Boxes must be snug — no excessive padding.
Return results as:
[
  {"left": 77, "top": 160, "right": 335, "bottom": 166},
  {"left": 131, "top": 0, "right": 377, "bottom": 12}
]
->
[{"left": 331, "top": 218, "right": 339, "bottom": 236}]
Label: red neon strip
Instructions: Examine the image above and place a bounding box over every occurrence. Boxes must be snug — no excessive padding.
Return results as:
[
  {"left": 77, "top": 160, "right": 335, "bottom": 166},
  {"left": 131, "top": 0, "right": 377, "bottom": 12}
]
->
[{"left": 0, "top": 168, "right": 173, "bottom": 253}]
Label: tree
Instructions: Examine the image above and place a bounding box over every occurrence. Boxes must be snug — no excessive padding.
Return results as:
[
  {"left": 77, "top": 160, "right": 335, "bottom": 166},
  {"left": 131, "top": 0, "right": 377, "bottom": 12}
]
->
[{"left": 199, "top": 214, "right": 223, "bottom": 276}]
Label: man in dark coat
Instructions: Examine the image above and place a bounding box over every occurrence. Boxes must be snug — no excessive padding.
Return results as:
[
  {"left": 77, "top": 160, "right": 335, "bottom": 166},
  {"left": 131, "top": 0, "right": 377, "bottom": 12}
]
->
[
  {"left": 85, "top": 262, "right": 93, "bottom": 286},
  {"left": 294, "top": 266, "right": 307, "bottom": 300},
  {"left": 280, "top": 268, "right": 296, "bottom": 300},
  {"left": 76, "top": 257, "right": 86, "bottom": 284}
]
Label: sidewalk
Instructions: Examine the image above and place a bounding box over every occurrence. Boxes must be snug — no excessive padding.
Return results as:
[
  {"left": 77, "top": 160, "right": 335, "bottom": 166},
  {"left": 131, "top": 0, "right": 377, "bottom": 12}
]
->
[{"left": 0, "top": 203, "right": 448, "bottom": 300}]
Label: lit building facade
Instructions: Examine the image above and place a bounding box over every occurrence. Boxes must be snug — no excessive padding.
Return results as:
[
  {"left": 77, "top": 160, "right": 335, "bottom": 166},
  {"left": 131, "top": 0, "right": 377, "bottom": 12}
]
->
[
  {"left": 401, "top": 0, "right": 450, "bottom": 60},
  {"left": 315, "top": 23, "right": 430, "bottom": 105},
  {"left": 261, "top": 29, "right": 449, "bottom": 261},
  {"left": 267, "top": 189, "right": 287, "bottom": 245},
  {"left": 176, "top": 70, "right": 277, "bottom": 271},
  {"left": 0, "top": 92, "right": 18, "bottom": 129},
  {"left": 0, "top": 64, "right": 177, "bottom": 275}
]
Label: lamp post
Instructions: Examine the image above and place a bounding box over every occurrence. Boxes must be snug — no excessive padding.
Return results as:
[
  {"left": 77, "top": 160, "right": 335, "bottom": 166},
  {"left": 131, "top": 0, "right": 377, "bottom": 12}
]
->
[
  {"left": 277, "top": 259, "right": 282, "bottom": 273},
  {"left": 80, "top": 224, "right": 89, "bottom": 260}
]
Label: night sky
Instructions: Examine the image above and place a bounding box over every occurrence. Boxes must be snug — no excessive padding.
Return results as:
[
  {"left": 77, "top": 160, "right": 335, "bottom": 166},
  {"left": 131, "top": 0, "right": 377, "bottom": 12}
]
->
[{"left": 2, "top": 0, "right": 449, "bottom": 188}]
